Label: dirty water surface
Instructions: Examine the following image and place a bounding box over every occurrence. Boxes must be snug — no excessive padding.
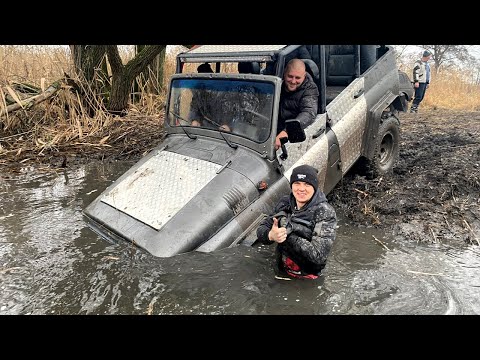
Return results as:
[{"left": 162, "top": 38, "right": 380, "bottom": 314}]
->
[{"left": 1, "top": 159, "right": 479, "bottom": 315}]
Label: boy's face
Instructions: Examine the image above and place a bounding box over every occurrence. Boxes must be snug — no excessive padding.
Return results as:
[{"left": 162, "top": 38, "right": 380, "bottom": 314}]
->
[{"left": 292, "top": 181, "right": 315, "bottom": 207}]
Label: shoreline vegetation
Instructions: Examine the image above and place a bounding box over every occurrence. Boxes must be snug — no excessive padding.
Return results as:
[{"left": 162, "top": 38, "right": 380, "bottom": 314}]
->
[
  {"left": 1, "top": 45, "right": 480, "bottom": 170},
  {"left": 0, "top": 46, "right": 172, "bottom": 169}
]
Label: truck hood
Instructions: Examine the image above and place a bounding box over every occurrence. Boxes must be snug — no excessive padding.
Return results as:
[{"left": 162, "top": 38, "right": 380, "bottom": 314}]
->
[
  {"left": 84, "top": 148, "right": 271, "bottom": 257},
  {"left": 101, "top": 151, "right": 222, "bottom": 231}
]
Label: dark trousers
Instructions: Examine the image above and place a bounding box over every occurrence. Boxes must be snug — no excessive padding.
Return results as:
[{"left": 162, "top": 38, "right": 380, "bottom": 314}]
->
[{"left": 412, "top": 83, "right": 428, "bottom": 108}]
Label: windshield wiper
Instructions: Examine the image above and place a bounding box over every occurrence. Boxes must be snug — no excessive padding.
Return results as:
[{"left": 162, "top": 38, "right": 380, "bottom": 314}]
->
[
  {"left": 203, "top": 115, "right": 238, "bottom": 149},
  {"left": 219, "top": 130, "right": 238, "bottom": 149},
  {"left": 169, "top": 110, "right": 197, "bottom": 140}
]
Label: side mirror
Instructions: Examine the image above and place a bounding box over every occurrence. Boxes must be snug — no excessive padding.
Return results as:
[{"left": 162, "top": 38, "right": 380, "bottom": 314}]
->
[{"left": 285, "top": 119, "right": 306, "bottom": 143}]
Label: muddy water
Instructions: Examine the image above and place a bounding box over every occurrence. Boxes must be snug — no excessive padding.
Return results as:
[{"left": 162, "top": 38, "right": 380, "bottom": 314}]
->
[{"left": 1, "top": 162, "right": 479, "bottom": 315}]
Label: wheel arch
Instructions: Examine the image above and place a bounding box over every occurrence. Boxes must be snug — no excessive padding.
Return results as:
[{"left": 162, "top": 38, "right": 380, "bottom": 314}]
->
[
  {"left": 357, "top": 114, "right": 400, "bottom": 179},
  {"left": 362, "top": 91, "right": 399, "bottom": 160}
]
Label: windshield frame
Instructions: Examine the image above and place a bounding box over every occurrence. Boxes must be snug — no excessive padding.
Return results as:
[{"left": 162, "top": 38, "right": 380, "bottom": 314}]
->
[{"left": 165, "top": 73, "right": 282, "bottom": 158}]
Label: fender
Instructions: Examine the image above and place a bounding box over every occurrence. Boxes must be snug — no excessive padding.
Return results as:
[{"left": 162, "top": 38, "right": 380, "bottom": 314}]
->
[
  {"left": 323, "top": 124, "right": 342, "bottom": 194},
  {"left": 363, "top": 90, "right": 398, "bottom": 159},
  {"left": 196, "top": 175, "right": 291, "bottom": 252}
]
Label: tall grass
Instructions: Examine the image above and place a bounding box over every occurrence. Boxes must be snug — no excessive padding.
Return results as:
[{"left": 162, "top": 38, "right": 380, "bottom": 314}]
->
[
  {"left": 422, "top": 70, "right": 480, "bottom": 110},
  {"left": 0, "top": 45, "right": 71, "bottom": 85}
]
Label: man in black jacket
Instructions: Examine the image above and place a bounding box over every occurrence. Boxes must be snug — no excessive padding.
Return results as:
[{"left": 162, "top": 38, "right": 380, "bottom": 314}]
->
[
  {"left": 275, "top": 59, "right": 319, "bottom": 150},
  {"left": 256, "top": 165, "right": 337, "bottom": 279}
]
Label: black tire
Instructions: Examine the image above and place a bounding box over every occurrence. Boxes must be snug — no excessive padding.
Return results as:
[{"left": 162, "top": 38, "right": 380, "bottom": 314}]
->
[{"left": 363, "top": 116, "right": 400, "bottom": 179}]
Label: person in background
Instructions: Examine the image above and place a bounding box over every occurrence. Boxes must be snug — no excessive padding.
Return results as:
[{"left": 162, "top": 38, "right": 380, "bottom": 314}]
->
[
  {"left": 197, "top": 62, "right": 213, "bottom": 74},
  {"left": 276, "top": 59, "right": 319, "bottom": 150},
  {"left": 256, "top": 164, "right": 337, "bottom": 279},
  {"left": 410, "top": 50, "right": 432, "bottom": 113}
]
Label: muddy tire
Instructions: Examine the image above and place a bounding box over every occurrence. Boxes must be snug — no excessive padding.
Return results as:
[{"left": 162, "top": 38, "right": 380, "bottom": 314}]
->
[{"left": 362, "top": 116, "right": 400, "bottom": 179}]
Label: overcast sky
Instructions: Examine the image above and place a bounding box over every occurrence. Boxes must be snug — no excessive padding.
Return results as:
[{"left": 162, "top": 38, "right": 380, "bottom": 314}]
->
[{"left": 469, "top": 45, "right": 480, "bottom": 59}]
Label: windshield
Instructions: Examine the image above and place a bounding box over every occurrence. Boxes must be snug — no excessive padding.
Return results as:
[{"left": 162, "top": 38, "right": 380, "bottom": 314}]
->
[{"left": 167, "top": 78, "right": 274, "bottom": 143}]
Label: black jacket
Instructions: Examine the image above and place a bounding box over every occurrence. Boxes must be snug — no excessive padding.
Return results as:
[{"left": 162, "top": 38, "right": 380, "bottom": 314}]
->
[
  {"left": 256, "top": 190, "right": 337, "bottom": 275},
  {"left": 278, "top": 72, "right": 319, "bottom": 134}
]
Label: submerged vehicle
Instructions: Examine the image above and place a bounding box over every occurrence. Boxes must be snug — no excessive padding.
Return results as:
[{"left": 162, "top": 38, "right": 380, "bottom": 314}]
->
[{"left": 83, "top": 45, "right": 413, "bottom": 257}]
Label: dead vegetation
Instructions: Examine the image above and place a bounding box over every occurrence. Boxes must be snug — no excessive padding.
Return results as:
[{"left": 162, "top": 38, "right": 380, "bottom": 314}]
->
[
  {"left": 0, "top": 46, "right": 169, "bottom": 169},
  {"left": 0, "top": 108, "right": 166, "bottom": 169},
  {"left": 422, "top": 70, "right": 480, "bottom": 111},
  {"left": 0, "top": 74, "right": 166, "bottom": 169}
]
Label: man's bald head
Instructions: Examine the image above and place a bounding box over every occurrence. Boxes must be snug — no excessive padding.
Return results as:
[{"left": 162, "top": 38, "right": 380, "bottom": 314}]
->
[
  {"left": 285, "top": 59, "right": 306, "bottom": 73},
  {"left": 284, "top": 59, "right": 306, "bottom": 92}
]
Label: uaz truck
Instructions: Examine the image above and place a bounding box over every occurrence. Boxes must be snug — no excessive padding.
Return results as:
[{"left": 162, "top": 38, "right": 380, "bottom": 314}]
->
[{"left": 83, "top": 45, "right": 413, "bottom": 257}]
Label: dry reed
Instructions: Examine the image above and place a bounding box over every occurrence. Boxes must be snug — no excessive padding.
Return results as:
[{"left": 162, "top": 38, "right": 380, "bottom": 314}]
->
[
  {"left": 0, "top": 45, "right": 166, "bottom": 165},
  {"left": 422, "top": 70, "right": 480, "bottom": 111}
]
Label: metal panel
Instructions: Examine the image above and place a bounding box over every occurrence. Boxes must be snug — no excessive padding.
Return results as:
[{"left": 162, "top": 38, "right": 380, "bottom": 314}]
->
[
  {"left": 327, "top": 78, "right": 365, "bottom": 125},
  {"left": 101, "top": 151, "right": 221, "bottom": 230},
  {"left": 187, "top": 45, "right": 286, "bottom": 54},
  {"left": 327, "top": 78, "right": 368, "bottom": 174},
  {"left": 333, "top": 101, "right": 367, "bottom": 174}
]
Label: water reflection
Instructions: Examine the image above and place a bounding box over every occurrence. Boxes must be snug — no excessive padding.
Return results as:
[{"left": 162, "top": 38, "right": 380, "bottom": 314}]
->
[{"left": 1, "top": 162, "right": 479, "bottom": 315}]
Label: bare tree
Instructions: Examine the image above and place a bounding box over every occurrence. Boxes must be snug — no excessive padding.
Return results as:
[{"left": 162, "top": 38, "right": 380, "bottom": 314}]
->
[
  {"left": 462, "top": 56, "right": 480, "bottom": 85},
  {"left": 420, "top": 45, "right": 475, "bottom": 73},
  {"left": 69, "top": 45, "right": 165, "bottom": 115},
  {"left": 133, "top": 45, "right": 194, "bottom": 96},
  {"left": 134, "top": 45, "right": 167, "bottom": 96},
  {"left": 106, "top": 45, "right": 165, "bottom": 113}
]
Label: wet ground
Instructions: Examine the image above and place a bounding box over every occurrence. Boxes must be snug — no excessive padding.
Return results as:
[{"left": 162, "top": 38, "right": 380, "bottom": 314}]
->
[
  {"left": 329, "top": 109, "right": 480, "bottom": 248},
  {"left": 1, "top": 109, "right": 479, "bottom": 314}
]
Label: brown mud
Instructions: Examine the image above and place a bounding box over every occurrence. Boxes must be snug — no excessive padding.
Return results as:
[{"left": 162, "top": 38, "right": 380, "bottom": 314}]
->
[
  {"left": 328, "top": 109, "right": 480, "bottom": 246},
  {"left": 1, "top": 109, "right": 479, "bottom": 246}
]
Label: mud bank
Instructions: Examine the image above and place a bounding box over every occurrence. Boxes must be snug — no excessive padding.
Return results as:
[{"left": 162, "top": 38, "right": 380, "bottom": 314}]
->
[{"left": 328, "top": 109, "right": 480, "bottom": 247}]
